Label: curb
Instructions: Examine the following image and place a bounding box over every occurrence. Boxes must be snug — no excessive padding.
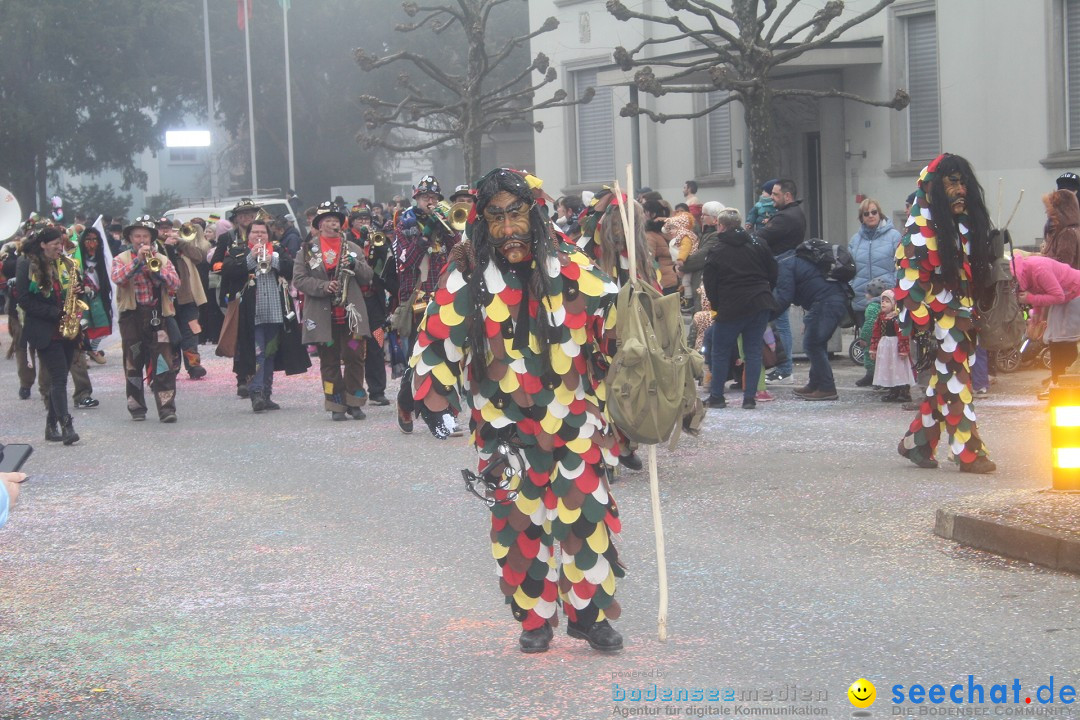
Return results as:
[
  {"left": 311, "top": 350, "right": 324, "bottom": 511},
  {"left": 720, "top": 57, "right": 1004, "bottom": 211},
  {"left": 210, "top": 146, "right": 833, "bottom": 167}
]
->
[{"left": 935, "top": 508, "right": 1080, "bottom": 575}]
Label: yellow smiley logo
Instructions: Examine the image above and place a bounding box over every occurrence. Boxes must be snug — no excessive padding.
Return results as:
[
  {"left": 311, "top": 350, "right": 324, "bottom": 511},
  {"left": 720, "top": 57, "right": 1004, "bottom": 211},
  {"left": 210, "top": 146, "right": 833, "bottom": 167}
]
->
[{"left": 848, "top": 678, "right": 876, "bottom": 708}]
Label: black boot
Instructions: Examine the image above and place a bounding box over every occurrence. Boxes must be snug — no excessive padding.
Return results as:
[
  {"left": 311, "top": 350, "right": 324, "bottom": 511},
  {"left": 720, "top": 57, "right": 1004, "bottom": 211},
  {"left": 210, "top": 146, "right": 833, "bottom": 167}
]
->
[
  {"left": 519, "top": 622, "right": 553, "bottom": 653},
  {"left": 60, "top": 415, "right": 79, "bottom": 445},
  {"left": 250, "top": 390, "right": 266, "bottom": 413},
  {"left": 881, "top": 387, "right": 899, "bottom": 402},
  {"left": 567, "top": 619, "right": 624, "bottom": 652},
  {"left": 895, "top": 385, "right": 912, "bottom": 403},
  {"left": 263, "top": 393, "right": 281, "bottom": 411},
  {"left": 855, "top": 370, "right": 875, "bottom": 387},
  {"left": 45, "top": 412, "right": 61, "bottom": 442}
]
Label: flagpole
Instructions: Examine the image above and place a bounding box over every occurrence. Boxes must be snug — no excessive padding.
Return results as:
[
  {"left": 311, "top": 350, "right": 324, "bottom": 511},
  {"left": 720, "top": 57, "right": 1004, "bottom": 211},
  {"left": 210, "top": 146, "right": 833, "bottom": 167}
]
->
[
  {"left": 202, "top": 0, "right": 218, "bottom": 199},
  {"left": 283, "top": 1, "right": 296, "bottom": 194},
  {"left": 243, "top": 0, "right": 258, "bottom": 194}
]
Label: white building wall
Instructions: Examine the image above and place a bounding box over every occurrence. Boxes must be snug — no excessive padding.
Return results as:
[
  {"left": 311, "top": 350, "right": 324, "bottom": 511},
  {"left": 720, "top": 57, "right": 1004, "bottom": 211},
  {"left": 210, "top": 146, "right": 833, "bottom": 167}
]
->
[{"left": 532, "top": 0, "right": 1067, "bottom": 247}]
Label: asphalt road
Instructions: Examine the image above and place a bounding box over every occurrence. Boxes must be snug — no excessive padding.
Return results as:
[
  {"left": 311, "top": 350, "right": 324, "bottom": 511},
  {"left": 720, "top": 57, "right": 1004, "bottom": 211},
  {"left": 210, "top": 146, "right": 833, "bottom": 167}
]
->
[{"left": 2, "top": 332, "right": 1077, "bottom": 720}]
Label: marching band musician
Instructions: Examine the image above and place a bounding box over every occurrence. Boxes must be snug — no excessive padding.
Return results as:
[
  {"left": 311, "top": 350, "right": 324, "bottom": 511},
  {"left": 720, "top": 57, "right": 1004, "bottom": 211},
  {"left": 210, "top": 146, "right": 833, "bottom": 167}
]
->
[
  {"left": 292, "top": 201, "right": 374, "bottom": 421},
  {"left": 211, "top": 198, "right": 263, "bottom": 398},
  {"left": 353, "top": 208, "right": 397, "bottom": 406},
  {"left": 157, "top": 217, "right": 211, "bottom": 380},
  {"left": 220, "top": 217, "right": 310, "bottom": 412},
  {"left": 14, "top": 226, "right": 85, "bottom": 444},
  {"left": 393, "top": 174, "right": 458, "bottom": 433},
  {"left": 110, "top": 216, "right": 182, "bottom": 423}
]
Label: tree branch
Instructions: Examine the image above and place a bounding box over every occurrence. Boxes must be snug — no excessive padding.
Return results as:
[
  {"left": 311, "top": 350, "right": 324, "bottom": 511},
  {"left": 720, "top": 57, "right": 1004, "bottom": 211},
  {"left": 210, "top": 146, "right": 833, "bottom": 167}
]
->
[
  {"left": 764, "top": 0, "right": 801, "bottom": 44},
  {"left": 772, "top": 0, "right": 897, "bottom": 65},
  {"left": 619, "top": 91, "right": 738, "bottom": 123},
  {"left": 773, "top": 87, "right": 910, "bottom": 110}
]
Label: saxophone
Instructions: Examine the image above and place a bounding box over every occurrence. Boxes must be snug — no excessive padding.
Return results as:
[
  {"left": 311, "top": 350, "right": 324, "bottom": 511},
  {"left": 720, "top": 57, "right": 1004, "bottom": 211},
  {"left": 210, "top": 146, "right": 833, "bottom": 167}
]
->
[
  {"left": 333, "top": 234, "right": 355, "bottom": 307},
  {"left": 58, "top": 255, "right": 89, "bottom": 341}
]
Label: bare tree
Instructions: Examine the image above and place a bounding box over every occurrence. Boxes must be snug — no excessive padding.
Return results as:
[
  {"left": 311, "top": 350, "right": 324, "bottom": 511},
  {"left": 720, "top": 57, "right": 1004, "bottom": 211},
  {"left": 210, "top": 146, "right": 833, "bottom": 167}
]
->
[
  {"left": 355, "top": 0, "right": 594, "bottom": 182},
  {"left": 607, "top": 0, "right": 910, "bottom": 186}
]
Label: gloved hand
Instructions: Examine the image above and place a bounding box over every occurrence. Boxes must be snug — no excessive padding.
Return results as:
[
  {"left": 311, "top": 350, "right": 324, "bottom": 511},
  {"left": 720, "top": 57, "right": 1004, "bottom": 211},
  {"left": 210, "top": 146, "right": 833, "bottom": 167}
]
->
[{"left": 419, "top": 405, "right": 451, "bottom": 440}]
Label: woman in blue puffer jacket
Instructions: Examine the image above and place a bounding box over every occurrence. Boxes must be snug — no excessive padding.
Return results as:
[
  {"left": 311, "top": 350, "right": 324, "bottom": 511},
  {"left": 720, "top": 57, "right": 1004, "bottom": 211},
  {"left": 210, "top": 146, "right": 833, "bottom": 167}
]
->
[{"left": 849, "top": 197, "right": 902, "bottom": 322}]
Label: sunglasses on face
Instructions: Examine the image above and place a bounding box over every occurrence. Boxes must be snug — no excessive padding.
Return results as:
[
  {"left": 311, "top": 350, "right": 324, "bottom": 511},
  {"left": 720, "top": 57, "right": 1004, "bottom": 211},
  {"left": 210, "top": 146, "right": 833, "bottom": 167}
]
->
[{"left": 862, "top": 209, "right": 879, "bottom": 217}]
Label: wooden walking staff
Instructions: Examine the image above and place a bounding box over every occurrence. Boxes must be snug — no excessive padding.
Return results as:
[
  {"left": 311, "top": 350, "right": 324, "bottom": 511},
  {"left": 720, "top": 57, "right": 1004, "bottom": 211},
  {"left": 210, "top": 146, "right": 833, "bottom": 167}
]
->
[{"left": 612, "top": 165, "right": 669, "bottom": 642}]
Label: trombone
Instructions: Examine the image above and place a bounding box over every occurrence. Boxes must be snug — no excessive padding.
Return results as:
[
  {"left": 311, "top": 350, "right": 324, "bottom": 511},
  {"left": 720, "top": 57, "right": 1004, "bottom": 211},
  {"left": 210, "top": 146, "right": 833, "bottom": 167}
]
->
[{"left": 432, "top": 200, "right": 470, "bottom": 236}]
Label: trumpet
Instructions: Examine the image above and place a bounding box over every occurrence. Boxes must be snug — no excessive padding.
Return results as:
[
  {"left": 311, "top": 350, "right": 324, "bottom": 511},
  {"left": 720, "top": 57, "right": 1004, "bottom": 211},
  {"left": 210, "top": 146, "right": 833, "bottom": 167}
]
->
[
  {"left": 145, "top": 244, "right": 162, "bottom": 273},
  {"left": 369, "top": 230, "right": 387, "bottom": 247},
  {"left": 179, "top": 222, "right": 198, "bottom": 241},
  {"left": 256, "top": 242, "right": 271, "bottom": 274}
]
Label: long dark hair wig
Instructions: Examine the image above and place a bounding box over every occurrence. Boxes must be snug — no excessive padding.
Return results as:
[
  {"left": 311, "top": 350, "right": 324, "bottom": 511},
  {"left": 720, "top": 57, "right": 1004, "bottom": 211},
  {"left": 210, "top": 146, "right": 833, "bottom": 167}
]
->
[
  {"left": 925, "top": 154, "right": 993, "bottom": 292},
  {"left": 465, "top": 168, "right": 560, "bottom": 381}
]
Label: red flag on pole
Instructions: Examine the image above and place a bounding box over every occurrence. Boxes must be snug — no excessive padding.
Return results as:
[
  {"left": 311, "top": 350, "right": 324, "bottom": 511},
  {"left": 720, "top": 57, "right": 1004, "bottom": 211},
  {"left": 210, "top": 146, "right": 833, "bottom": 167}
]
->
[{"left": 237, "top": 0, "right": 253, "bottom": 30}]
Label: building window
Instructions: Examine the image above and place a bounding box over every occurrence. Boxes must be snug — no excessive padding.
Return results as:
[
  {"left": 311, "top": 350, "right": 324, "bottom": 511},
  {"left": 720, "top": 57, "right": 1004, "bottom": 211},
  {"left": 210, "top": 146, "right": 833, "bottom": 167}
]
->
[
  {"left": 905, "top": 12, "right": 939, "bottom": 161},
  {"left": 573, "top": 67, "right": 613, "bottom": 184},
  {"left": 705, "top": 90, "right": 732, "bottom": 176},
  {"left": 169, "top": 147, "right": 198, "bottom": 163},
  {"left": 1068, "top": 0, "right": 1080, "bottom": 149}
]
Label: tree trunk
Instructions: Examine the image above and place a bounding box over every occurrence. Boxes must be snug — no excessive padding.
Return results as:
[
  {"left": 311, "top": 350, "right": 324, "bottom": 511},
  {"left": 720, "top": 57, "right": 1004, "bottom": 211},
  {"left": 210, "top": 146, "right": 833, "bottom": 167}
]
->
[
  {"left": 463, "top": 126, "right": 483, "bottom": 184},
  {"left": 36, "top": 152, "right": 48, "bottom": 215},
  {"left": 742, "top": 86, "right": 778, "bottom": 191}
]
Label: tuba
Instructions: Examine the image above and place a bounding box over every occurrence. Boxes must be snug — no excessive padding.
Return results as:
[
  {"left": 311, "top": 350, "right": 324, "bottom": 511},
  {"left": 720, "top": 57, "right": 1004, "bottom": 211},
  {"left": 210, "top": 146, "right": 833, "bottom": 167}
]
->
[{"left": 58, "top": 255, "right": 89, "bottom": 341}]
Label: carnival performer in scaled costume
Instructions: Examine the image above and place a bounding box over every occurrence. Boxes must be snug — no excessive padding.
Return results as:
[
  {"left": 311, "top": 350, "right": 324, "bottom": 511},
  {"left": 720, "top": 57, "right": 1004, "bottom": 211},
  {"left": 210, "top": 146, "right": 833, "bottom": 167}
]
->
[
  {"left": 411, "top": 168, "right": 626, "bottom": 654},
  {"left": 895, "top": 153, "right": 997, "bottom": 473}
]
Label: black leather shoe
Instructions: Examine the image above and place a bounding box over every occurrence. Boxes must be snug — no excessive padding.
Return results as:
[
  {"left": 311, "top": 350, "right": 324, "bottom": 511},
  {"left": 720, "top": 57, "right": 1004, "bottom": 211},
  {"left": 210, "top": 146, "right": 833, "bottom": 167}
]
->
[
  {"left": 263, "top": 396, "right": 281, "bottom": 410},
  {"left": 75, "top": 396, "right": 99, "bottom": 409},
  {"left": 347, "top": 406, "right": 366, "bottom": 420},
  {"left": 236, "top": 384, "right": 250, "bottom": 399},
  {"left": 621, "top": 451, "right": 643, "bottom": 471},
  {"left": 369, "top": 393, "right": 391, "bottom": 406},
  {"left": 567, "top": 620, "right": 623, "bottom": 652},
  {"left": 188, "top": 365, "right": 207, "bottom": 380},
  {"left": 855, "top": 371, "right": 874, "bottom": 387},
  {"left": 19, "top": 387, "right": 31, "bottom": 400},
  {"left": 704, "top": 395, "right": 727, "bottom": 409},
  {"left": 331, "top": 411, "right": 348, "bottom": 421},
  {"left": 519, "top": 622, "right": 553, "bottom": 653},
  {"left": 60, "top": 415, "right": 79, "bottom": 445},
  {"left": 160, "top": 412, "right": 178, "bottom": 424}
]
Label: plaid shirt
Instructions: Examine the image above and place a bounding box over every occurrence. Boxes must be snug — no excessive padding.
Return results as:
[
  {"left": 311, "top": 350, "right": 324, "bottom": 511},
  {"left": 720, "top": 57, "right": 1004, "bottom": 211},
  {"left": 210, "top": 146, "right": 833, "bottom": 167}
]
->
[
  {"left": 392, "top": 207, "right": 452, "bottom": 304},
  {"left": 110, "top": 251, "right": 180, "bottom": 306}
]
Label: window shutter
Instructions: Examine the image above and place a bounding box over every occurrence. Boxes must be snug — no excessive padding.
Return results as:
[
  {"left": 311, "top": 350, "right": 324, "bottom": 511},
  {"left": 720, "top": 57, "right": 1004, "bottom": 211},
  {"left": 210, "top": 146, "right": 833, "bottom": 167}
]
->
[
  {"left": 706, "top": 90, "right": 732, "bottom": 175},
  {"left": 574, "top": 68, "right": 614, "bottom": 183},
  {"left": 906, "top": 13, "right": 939, "bottom": 160},
  {"left": 1068, "top": 0, "right": 1080, "bottom": 149}
]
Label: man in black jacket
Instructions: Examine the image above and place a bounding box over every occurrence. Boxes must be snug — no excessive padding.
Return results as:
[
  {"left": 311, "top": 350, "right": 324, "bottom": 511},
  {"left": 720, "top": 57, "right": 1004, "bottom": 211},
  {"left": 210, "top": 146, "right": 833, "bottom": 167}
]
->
[
  {"left": 772, "top": 245, "right": 849, "bottom": 401},
  {"left": 754, "top": 178, "right": 806, "bottom": 384},
  {"left": 702, "top": 208, "right": 778, "bottom": 409}
]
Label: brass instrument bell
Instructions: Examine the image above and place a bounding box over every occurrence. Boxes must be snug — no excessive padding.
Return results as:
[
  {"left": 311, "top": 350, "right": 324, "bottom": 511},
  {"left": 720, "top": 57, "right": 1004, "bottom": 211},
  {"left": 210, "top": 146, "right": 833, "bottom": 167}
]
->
[
  {"left": 179, "top": 222, "right": 198, "bottom": 241},
  {"left": 448, "top": 202, "right": 471, "bottom": 232}
]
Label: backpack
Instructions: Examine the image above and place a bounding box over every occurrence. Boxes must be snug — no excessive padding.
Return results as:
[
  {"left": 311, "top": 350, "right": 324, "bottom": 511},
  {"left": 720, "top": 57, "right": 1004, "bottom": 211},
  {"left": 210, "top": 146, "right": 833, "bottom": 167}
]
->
[
  {"left": 607, "top": 280, "right": 705, "bottom": 448},
  {"left": 974, "top": 228, "right": 1026, "bottom": 351},
  {"left": 795, "top": 238, "right": 857, "bottom": 327},
  {"left": 795, "top": 238, "right": 856, "bottom": 283}
]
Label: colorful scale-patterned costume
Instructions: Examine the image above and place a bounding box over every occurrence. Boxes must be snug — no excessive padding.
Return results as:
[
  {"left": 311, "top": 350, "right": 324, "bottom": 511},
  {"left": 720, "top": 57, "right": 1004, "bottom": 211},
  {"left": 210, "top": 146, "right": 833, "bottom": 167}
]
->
[
  {"left": 894, "top": 156, "right": 991, "bottom": 465},
  {"left": 411, "top": 243, "right": 625, "bottom": 632}
]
